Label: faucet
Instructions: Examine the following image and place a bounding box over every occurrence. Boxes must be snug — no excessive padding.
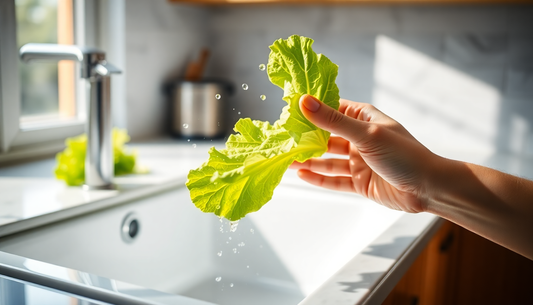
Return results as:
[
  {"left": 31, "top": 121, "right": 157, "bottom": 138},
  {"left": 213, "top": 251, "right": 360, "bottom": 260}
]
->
[{"left": 20, "top": 44, "right": 121, "bottom": 190}]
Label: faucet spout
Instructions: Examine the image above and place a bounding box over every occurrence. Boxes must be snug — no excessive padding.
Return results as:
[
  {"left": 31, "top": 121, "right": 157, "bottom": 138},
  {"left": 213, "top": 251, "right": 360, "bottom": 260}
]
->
[{"left": 20, "top": 43, "right": 121, "bottom": 190}]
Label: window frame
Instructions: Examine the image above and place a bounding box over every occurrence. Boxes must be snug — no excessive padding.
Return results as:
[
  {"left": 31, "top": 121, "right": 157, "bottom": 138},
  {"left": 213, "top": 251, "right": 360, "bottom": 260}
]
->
[{"left": 0, "top": 0, "right": 125, "bottom": 164}]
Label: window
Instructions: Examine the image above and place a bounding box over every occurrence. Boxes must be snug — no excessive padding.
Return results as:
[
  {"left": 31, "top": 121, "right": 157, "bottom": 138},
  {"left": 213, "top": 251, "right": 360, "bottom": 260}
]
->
[
  {"left": 0, "top": 0, "right": 97, "bottom": 161},
  {"left": 17, "top": 0, "right": 77, "bottom": 123}
]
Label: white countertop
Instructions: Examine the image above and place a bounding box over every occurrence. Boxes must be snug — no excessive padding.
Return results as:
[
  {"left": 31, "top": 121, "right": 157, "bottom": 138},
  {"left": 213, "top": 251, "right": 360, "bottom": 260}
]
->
[
  {"left": 1, "top": 140, "right": 532, "bottom": 241},
  {"left": 0, "top": 140, "right": 222, "bottom": 237},
  {"left": 1, "top": 140, "right": 532, "bottom": 305}
]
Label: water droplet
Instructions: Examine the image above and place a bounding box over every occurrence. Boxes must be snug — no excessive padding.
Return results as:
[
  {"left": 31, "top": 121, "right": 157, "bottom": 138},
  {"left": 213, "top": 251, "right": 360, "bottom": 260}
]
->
[
  {"left": 219, "top": 217, "right": 223, "bottom": 222},
  {"left": 215, "top": 94, "right": 221, "bottom": 100},
  {"left": 232, "top": 108, "right": 235, "bottom": 111},
  {"left": 215, "top": 276, "right": 222, "bottom": 282},
  {"left": 242, "top": 83, "right": 249, "bottom": 90},
  {"left": 216, "top": 205, "right": 220, "bottom": 209},
  {"left": 260, "top": 94, "right": 266, "bottom": 101},
  {"left": 233, "top": 248, "right": 237, "bottom": 253},
  {"left": 217, "top": 251, "right": 223, "bottom": 257},
  {"left": 192, "top": 144, "right": 197, "bottom": 148},
  {"left": 238, "top": 112, "right": 241, "bottom": 115},
  {"left": 230, "top": 220, "right": 239, "bottom": 232},
  {"left": 247, "top": 265, "right": 250, "bottom": 268},
  {"left": 250, "top": 229, "right": 254, "bottom": 234},
  {"left": 238, "top": 242, "right": 245, "bottom": 247},
  {"left": 187, "top": 139, "right": 190, "bottom": 142},
  {"left": 218, "top": 122, "right": 220, "bottom": 127},
  {"left": 219, "top": 227, "right": 224, "bottom": 232},
  {"left": 259, "top": 64, "right": 266, "bottom": 71},
  {"left": 229, "top": 236, "right": 232, "bottom": 240},
  {"left": 183, "top": 123, "right": 189, "bottom": 129},
  {"left": 230, "top": 283, "right": 234, "bottom": 288}
]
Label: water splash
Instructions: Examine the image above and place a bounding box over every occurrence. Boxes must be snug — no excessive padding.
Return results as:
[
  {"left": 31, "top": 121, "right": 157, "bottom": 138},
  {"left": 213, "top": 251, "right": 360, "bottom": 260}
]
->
[{"left": 229, "top": 220, "right": 239, "bottom": 232}]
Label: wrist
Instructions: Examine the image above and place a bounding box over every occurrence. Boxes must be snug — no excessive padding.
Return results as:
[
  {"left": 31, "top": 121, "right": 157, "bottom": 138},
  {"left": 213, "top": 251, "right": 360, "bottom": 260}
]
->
[{"left": 419, "top": 155, "right": 463, "bottom": 215}]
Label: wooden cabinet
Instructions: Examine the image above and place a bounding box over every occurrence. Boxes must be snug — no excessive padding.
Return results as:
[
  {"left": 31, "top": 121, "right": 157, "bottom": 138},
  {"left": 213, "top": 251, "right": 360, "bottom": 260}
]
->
[{"left": 383, "top": 220, "right": 533, "bottom": 305}]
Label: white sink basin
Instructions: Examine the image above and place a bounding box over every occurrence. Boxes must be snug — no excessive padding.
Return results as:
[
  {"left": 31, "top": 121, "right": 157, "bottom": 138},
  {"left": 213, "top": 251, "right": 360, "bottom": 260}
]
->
[{"left": 0, "top": 170, "right": 405, "bottom": 305}]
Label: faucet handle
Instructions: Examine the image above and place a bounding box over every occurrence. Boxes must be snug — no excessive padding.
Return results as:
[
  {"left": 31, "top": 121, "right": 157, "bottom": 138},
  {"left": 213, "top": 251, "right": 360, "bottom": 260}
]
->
[
  {"left": 94, "top": 61, "right": 122, "bottom": 76},
  {"left": 20, "top": 43, "right": 103, "bottom": 63},
  {"left": 19, "top": 43, "right": 114, "bottom": 79}
]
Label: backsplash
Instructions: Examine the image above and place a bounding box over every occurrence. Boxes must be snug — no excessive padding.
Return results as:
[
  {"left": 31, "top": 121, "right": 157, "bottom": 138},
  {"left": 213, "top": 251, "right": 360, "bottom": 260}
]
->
[{"left": 125, "top": 1, "right": 533, "bottom": 158}]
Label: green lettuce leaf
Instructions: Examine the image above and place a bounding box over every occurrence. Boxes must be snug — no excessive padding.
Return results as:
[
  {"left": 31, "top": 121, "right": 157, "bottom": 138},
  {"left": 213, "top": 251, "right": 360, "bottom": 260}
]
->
[
  {"left": 186, "top": 35, "right": 340, "bottom": 221},
  {"left": 55, "top": 128, "right": 139, "bottom": 186}
]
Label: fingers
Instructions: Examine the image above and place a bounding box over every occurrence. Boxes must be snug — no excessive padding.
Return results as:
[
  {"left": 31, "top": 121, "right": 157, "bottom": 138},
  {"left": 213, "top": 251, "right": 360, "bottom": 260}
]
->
[
  {"left": 297, "top": 169, "right": 355, "bottom": 192},
  {"left": 300, "top": 94, "right": 370, "bottom": 145},
  {"left": 328, "top": 136, "right": 350, "bottom": 155},
  {"left": 338, "top": 98, "right": 390, "bottom": 123},
  {"left": 290, "top": 158, "right": 351, "bottom": 175}
]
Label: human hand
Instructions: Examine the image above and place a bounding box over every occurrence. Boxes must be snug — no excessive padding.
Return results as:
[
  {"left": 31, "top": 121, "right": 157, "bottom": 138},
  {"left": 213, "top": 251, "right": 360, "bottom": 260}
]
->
[{"left": 291, "top": 94, "right": 441, "bottom": 213}]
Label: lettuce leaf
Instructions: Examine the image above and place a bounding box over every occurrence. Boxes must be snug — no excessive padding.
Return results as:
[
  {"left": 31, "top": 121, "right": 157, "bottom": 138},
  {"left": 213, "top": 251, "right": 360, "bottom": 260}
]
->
[
  {"left": 186, "top": 35, "right": 340, "bottom": 221},
  {"left": 55, "top": 128, "right": 138, "bottom": 186}
]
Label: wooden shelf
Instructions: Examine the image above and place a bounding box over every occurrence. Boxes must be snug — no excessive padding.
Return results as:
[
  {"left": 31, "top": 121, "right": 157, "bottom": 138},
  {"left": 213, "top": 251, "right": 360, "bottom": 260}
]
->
[{"left": 170, "top": 0, "right": 533, "bottom": 5}]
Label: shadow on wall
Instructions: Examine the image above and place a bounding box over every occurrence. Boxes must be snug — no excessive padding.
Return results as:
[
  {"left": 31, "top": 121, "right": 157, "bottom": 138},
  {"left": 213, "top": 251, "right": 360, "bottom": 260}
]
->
[{"left": 203, "top": 5, "right": 533, "bottom": 158}]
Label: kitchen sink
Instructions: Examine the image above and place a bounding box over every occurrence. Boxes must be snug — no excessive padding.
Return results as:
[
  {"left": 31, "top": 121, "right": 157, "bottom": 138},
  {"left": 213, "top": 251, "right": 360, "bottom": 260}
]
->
[{"left": 0, "top": 170, "right": 404, "bottom": 305}]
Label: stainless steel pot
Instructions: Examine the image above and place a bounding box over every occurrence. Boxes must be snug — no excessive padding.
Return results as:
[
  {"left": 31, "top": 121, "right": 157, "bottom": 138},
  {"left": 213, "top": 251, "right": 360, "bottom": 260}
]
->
[{"left": 170, "top": 80, "right": 232, "bottom": 139}]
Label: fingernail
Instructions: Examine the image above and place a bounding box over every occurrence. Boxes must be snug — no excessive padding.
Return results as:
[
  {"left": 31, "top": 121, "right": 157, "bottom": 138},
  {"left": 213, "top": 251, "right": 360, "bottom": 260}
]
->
[{"left": 301, "top": 95, "right": 321, "bottom": 112}]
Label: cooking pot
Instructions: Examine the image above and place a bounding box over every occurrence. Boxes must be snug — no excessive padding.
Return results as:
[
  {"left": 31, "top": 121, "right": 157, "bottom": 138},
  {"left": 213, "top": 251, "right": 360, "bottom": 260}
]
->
[{"left": 169, "top": 79, "right": 233, "bottom": 139}]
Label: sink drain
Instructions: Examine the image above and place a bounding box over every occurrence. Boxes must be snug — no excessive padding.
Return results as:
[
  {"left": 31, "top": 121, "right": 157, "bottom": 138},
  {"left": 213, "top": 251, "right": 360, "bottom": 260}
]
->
[{"left": 121, "top": 212, "right": 140, "bottom": 243}]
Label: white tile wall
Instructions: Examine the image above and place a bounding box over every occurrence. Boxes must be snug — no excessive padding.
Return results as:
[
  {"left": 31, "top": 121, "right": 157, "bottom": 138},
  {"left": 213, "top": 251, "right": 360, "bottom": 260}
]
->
[
  {"left": 125, "top": 3, "right": 533, "bottom": 157},
  {"left": 125, "top": 0, "right": 210, "bottom": 139}
]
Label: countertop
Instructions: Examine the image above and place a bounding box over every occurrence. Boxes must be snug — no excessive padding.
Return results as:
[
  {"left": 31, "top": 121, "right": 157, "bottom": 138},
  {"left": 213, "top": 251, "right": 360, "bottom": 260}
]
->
[
  {"left": 0, "top": 140, "right": 221, "bottom": 238},
  {"left": 1, "top": 140, "right": 532, "bottom": 305}
]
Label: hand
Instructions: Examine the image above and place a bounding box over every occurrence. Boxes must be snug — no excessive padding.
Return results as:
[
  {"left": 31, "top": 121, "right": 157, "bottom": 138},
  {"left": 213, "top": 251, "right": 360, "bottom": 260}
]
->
[{"left": 291, "top": 94, "right": 440, "bottom": 213}]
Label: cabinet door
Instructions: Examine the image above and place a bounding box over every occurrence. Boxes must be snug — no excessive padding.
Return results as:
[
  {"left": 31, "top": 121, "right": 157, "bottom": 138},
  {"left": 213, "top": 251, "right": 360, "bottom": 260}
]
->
[
  {"left": 383, "top": 220, "right": 533, "bottom": 305},
  {"left": 382, "top": 220, "right": 459, "bottom": 305}
]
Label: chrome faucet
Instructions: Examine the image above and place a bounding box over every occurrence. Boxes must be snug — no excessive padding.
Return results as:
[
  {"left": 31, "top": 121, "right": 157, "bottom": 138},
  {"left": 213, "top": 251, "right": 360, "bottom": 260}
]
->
[{"left": 20, "top": 43, "right": 121, "bottom": 190}]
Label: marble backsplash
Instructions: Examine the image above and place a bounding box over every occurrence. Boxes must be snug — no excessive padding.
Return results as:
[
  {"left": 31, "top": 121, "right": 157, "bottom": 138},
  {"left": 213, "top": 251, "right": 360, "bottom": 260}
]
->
[{"left": 125, "top": 1, "right": 533, "bottom": 157}]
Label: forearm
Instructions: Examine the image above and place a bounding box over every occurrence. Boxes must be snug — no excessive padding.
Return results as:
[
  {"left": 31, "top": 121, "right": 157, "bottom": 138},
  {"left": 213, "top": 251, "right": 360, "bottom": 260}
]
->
[{"left": 425, "top": 157, "right": 533, "bottom": 260}]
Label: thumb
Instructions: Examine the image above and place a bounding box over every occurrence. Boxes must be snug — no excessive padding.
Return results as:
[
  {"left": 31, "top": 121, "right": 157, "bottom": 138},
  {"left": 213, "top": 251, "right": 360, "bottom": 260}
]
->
[{"left": 299, "top": 94, "right": 368, "bottom": 144}]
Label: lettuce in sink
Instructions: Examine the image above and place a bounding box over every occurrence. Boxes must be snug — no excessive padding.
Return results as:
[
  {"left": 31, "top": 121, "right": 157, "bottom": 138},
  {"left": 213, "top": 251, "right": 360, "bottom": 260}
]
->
[{"left": 186, "top": 35, "right": 340, "bottom": 221}]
